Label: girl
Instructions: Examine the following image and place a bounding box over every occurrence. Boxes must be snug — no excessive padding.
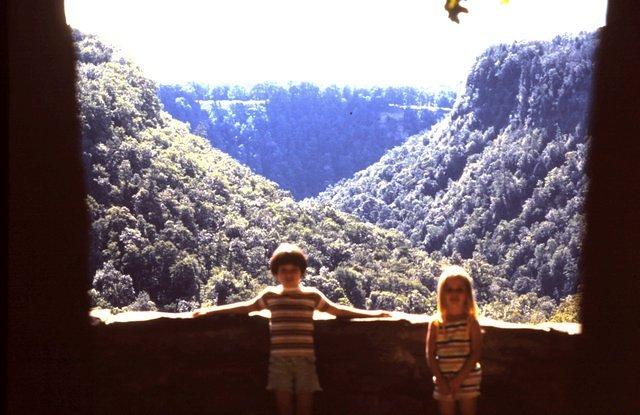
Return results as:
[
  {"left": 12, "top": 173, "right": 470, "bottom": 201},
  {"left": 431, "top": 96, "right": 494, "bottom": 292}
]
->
[{"left": 426, "top": 265, "right": 482, "bottom": 415}]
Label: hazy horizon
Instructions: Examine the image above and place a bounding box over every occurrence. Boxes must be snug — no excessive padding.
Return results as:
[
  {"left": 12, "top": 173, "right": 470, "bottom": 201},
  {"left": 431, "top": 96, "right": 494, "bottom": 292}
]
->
[{"left": 65, "top": 0, "right": 606, "bottom": 89}]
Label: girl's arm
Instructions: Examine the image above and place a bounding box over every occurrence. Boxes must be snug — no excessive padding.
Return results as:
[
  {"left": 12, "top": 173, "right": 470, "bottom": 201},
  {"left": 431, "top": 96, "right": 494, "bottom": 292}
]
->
[
  {"left": 426, "top": 320, "right": 447, "bottom": 383},
  {"left": 449, "top": 317, "right": 482, "bottom": 393}
]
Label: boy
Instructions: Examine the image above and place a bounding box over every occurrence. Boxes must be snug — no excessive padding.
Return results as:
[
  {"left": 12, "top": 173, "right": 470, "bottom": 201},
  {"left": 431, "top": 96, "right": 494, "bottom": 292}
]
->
[{"left": 192, "top": 243, "right": 391, "bottom": 415}]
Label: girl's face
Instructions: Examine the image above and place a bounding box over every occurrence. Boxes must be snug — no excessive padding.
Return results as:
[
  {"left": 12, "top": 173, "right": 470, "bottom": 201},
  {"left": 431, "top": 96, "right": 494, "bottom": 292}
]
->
[{"left": 443, "top": 276, "right": 468, "bottom": 316}]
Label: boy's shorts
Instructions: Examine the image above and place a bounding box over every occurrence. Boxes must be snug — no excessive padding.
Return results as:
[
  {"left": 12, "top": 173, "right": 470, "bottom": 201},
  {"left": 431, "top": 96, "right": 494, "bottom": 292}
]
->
[{"left": 266, "top": 355, "right": 322, "bottom": 393}]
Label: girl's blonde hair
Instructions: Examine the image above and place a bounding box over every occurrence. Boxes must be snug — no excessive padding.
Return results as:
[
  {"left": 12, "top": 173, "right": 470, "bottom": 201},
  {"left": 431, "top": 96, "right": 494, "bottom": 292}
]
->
[{"left": 435, "top": 265, "right": 479, "bottom": 324}]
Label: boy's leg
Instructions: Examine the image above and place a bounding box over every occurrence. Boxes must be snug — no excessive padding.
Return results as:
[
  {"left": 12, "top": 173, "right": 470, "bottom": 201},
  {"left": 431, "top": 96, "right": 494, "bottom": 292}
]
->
[
  {"left": 268, "top": 357, "right": 295, "bottom": 415},
  {"left": 295, "top": 392, "right": 313, "bottom": 415},
  {"left": 291, "top": 356, "right": 320, "bottom": 415},
  {"left": 459, "top": 397, "right": 477, "bottom": 415},
  {"left": 437, "top": 399, "right": 456, "bottom": 415},
  {"left": 274, "top": 390, "right": 294, "bottom": 415}
]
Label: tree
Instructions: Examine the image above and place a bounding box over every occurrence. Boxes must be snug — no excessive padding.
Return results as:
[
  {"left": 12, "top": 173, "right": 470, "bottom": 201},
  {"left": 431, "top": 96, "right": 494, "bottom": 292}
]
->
[{"left": 92, "top": 260, "right": 135, "bottom": 308}]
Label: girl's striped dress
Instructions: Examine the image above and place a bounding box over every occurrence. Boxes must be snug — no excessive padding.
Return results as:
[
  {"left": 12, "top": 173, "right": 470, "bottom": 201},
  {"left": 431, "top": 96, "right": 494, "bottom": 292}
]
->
[{"left": 433, "top": 317, "right": 481, "bottom": 401}]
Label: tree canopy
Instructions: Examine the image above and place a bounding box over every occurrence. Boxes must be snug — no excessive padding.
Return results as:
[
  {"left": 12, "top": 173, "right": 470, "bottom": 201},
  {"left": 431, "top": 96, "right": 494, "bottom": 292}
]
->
[{"left": 74, "top": 29, "right": 585, "bottom": 323}]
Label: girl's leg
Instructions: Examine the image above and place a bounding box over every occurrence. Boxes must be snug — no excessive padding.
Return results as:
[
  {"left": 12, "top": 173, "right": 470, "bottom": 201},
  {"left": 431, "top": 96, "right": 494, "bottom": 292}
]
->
[
  {"left": 274, "top": 391, "right": 294, "bottom": 415},
  {"left": 437, "top": 399, "right": 457, "bottom": 415},
  {"left": 295, "top": 392, "right": 313, "bottom": 415},
  {"left": 459, "top": 397, "right": 477, "bottom": 415}
]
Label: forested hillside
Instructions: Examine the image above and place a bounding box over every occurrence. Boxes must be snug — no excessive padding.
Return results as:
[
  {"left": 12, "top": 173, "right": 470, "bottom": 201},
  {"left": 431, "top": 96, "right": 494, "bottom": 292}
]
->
[
  {"left": 316, "top": 32, "right": 597, "bottom": 301},
  {"left": 158, "top": 83, "right": 454, "bottom": 198},
  {"left": 74, "top": 29, "right": 579, "bottom": 323},
  {"left": 74, "top": 30, "right": 439, "bottom": 314}
]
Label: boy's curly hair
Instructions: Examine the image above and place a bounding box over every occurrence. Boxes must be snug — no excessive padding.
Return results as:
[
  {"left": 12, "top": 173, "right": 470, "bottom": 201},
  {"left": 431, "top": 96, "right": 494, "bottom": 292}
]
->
[{"left": 269, "top": 243, "right": 308, "bottom": 276}]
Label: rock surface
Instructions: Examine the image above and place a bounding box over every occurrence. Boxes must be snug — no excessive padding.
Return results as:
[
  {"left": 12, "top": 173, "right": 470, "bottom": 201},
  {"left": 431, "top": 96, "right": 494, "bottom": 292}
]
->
[{"left": 91, "top": 310, "right": 580, "bottom": 414}]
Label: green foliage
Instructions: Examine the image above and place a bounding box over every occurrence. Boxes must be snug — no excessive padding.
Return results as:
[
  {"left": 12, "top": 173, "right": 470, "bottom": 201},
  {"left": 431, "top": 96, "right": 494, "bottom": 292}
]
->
[
  {"left": 158, "top": 82, "right": 454, "bottom": 199},
  {"left": 74, "top": 30, "right": 445, "bottom": 315},
  {"left": 549, "top": 293, "right": 581, "bottom": 323},
  {"left": 91, "top": 260, "right": 136, "bottom": 308},
  {"left": 316, "top": 33, "right": 597, "bottom": 303},
  {"left": 481, "top": 292, "right": 557, "bottom": 324},
  {"left": 74, "top": 29, "right": 579, "bottom": 323},
  {"left": 125, "top": 291, "right": 158, "bottom": 312}
]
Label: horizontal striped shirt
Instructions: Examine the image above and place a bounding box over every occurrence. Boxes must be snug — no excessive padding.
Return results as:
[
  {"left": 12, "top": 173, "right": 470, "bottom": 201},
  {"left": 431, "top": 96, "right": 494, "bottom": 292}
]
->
[
  {"left": 255, "top": 285, "right": 329, "bottom": 358},
  {"left": 433, "top": 317, "right": 481, "bottom": 398}
]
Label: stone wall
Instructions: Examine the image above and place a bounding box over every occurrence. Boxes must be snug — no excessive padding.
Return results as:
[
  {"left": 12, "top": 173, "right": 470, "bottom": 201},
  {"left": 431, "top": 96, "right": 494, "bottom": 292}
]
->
[{"left": 91, "top": 312, "right": 580, "bottom": 414}]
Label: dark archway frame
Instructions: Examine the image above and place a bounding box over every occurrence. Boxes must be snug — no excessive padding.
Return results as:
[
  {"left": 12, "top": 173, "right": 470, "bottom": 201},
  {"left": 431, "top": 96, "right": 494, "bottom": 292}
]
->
[{"left": 8, "top": 1, "right": 639, "bottom": 413}]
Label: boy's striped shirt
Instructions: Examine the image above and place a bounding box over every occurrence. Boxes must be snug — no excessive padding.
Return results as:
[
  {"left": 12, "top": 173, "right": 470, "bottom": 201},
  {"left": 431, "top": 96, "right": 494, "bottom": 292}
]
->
[{"left": 255, "top": 285, "right": 329, "bottom": 359}]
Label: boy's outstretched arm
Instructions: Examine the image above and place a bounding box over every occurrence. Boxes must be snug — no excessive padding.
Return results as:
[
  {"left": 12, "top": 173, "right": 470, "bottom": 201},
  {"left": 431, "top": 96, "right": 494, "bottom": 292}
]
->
[
  {"left": 316, "top": 289, "right": 391, "bottom": 318},
  {"left": 191, "top": 290, "right": 265, "bottom": 318}
]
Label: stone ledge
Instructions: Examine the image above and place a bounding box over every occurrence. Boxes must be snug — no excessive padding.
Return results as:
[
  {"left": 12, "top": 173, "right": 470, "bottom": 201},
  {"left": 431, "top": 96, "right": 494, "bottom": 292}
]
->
[
  {"left": 90, "top": 308, "right": 580, "bottom": 334},
  {"left": 90, "top": 309, "right": 581, "bottom": 414}
]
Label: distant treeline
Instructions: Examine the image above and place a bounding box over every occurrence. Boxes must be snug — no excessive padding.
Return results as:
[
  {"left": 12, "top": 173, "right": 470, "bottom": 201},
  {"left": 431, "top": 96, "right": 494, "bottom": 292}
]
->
[{"left": 158, "top": 83, "right": 454, "bottom": 198}]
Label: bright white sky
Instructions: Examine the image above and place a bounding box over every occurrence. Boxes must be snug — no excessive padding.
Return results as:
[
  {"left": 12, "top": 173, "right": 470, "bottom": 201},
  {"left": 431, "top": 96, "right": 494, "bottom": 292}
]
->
[{"left": 65, "top": 0, "right": 607, "bottom": 89}]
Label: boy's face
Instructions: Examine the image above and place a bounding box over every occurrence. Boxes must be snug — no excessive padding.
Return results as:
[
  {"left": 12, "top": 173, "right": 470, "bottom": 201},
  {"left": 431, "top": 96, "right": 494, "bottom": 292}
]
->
[{"left": 276, "top": 264, "right": 303, "bottom": 288}]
